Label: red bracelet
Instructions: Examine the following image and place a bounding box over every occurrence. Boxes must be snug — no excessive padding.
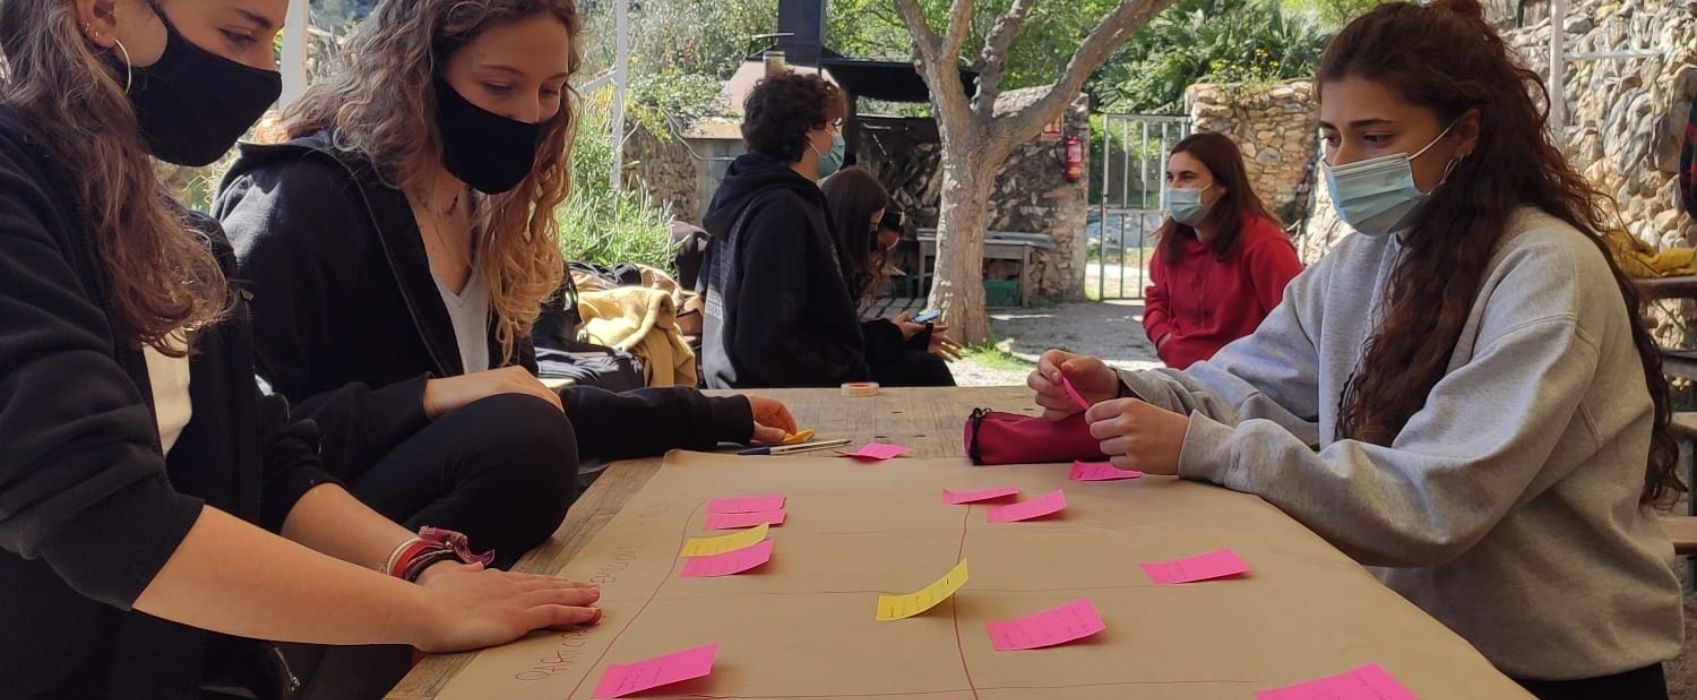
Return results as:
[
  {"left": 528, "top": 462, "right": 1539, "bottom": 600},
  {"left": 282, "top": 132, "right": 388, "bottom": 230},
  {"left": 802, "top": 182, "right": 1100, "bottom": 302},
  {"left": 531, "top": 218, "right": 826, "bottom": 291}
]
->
[{"left": 384, "top": 527, "right": 495, "bottom": 581}]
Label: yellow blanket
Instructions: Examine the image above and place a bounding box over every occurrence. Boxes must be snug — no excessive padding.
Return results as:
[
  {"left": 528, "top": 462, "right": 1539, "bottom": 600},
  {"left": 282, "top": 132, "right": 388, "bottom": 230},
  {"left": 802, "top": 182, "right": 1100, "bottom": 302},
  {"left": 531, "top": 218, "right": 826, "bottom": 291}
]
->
[
  {"left": 576, "top": 286, "right": 698, "bottom": 388},
  {"left": 1605, "top": 229, "right": 1697, "bottom": 278}
]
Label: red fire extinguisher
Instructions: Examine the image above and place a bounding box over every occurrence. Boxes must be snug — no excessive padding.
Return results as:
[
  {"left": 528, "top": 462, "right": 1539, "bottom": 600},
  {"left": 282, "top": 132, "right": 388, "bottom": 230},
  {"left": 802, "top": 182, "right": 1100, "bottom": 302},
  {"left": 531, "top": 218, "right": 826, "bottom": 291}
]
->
[{"left": 1064, "top": 136, "right": 1084, "bottom": 183}]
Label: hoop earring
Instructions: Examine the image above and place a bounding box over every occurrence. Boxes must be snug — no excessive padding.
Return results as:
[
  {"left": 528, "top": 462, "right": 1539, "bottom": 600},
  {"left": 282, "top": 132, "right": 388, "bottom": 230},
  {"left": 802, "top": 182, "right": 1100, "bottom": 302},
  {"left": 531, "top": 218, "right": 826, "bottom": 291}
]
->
[{"left": 112, "top": 38, "right": 133, "bottom": 94}]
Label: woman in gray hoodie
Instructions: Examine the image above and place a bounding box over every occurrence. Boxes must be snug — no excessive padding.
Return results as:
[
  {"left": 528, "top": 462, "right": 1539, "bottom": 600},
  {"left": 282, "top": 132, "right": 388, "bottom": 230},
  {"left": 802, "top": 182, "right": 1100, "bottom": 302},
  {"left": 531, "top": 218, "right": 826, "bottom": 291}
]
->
[{"left": 1030, "top": 2, "right": 1684, "bottom": 698}]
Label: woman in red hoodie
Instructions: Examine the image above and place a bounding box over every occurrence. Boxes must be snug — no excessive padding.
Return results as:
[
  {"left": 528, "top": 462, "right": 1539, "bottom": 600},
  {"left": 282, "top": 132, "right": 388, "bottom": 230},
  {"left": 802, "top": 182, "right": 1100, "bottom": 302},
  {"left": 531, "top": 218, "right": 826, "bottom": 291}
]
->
[{"left": 1144, "top": 132, "right": 1303, "bottom": 369}]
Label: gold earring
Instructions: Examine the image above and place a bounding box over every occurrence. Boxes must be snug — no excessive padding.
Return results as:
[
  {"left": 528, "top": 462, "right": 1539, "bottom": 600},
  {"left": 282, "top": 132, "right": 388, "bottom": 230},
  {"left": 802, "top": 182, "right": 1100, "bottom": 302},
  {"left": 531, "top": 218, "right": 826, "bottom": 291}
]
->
[{"left": 112, "top": 38, "right": 133, "bottom": 94}]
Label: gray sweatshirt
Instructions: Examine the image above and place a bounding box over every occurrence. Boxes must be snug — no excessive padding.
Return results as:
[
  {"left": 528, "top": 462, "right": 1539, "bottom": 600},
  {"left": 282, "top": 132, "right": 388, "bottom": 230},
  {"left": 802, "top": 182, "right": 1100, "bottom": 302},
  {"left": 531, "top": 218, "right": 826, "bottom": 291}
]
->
[{"left": 1119, "top": 208, "right": 1683, "bottom": 680}]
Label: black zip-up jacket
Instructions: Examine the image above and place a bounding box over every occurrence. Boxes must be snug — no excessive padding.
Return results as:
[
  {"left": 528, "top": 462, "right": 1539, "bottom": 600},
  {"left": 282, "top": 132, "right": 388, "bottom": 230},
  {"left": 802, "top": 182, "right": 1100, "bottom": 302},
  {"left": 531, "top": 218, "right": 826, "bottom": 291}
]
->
[
  {"left": 0, "top": 109, "right": 336, "bottom": 697},
  {"left": 213, "top": 131, "right": 752, "bottom": 471},
  {"left": 699, "top": 153, "right": 870, "bottom": 388}
]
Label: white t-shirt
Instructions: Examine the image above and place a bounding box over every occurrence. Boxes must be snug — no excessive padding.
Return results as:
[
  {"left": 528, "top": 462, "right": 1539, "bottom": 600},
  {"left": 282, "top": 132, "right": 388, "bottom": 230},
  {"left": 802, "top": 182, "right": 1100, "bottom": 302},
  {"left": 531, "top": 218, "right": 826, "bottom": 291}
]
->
[{"left": 141, "top": 333, "right": 193, "bottom": 456}]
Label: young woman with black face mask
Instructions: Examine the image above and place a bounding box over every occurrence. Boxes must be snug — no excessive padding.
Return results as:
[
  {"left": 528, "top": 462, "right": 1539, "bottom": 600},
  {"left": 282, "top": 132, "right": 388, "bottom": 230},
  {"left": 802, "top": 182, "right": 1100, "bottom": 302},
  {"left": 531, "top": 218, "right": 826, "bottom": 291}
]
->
[
  {"left": 215, "top": 0, "right": 799, "bottom": 566},
  {"left": 0, "top": 1, "right": 603, "bottom": 697}
]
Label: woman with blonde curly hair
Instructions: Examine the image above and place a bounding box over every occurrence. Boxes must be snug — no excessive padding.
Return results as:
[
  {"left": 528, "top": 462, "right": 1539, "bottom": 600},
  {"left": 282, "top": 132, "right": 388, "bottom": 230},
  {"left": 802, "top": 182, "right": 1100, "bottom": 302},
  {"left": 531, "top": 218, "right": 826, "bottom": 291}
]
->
[
  {"left": 217, "top": 0, "right": 796, "bottom": 563},
  {"left": 0, "top": 0, "right": 604, "bottom": 696}
]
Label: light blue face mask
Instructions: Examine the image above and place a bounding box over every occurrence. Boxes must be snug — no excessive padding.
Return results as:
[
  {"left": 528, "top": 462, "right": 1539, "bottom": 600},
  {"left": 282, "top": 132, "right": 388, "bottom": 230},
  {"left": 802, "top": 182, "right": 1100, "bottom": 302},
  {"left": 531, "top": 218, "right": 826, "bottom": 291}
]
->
[
  {"left": 814, "top": 131, "right": 846, "bottom": 179},
  {"left": 1323, "top": 122, "right": 1457, "bottom": 237},
  {"left": 1162, "top": 185, "right": 1214, "bottom": 226}
]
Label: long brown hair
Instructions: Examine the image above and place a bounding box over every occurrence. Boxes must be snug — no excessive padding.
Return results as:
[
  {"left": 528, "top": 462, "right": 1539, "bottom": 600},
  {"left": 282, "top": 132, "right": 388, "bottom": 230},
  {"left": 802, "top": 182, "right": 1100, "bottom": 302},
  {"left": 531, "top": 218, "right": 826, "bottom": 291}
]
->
[
  {"left": 283, "top": 0, "right": 582, "bottom": 362},
  {"left": 0, "top": 0, "right": 231, "bottom": 355},
  {"left": 1324, "top": 0, "right": 1683, "bottom": 506},
  {"left": 1155, "top": 132, "right": 1279, "bottom": 265},
  {"left": 820, "top": 167, "right": 891, "bottom": 303}
]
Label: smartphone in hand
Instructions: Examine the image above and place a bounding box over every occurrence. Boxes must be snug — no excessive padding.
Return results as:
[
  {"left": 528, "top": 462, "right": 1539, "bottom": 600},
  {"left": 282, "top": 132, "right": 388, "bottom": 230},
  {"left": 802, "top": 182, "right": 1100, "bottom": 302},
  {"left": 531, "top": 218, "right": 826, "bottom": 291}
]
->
[{"left": 914, "top": 309, "right": 942, "bottom": 323}]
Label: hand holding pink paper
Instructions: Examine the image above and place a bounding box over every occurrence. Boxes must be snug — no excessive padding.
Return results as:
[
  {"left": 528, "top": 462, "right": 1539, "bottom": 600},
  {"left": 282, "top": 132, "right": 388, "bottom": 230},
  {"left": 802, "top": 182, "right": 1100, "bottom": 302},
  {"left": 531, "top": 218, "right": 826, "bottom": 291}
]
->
[
  {"left": 1141, "top": 548, "right": 1250, "bottom": 584},
  {"left": 837, "top": 442, "right": 909, "bottom": 461},
  {"left": 592, "top": 643, "right": 719, "bottom": 698},
  {"left": 1069, "top": 460, "right": 1142, "bottom": 481},
  {"left": 942, "top": 487, "right": 1020, "bottom": 505},
  {"left": 986, "top": 489, "right": 1067, "bottom": 523},
  {"left": 1060, "top": 375, "right": 1091, "bottom": 411},
  {"left": 986, "top": 598, "right": 1106, "bottom": 651},
  {"left": 1253, "top": 663, "right": 1418, "bottom": 700}
]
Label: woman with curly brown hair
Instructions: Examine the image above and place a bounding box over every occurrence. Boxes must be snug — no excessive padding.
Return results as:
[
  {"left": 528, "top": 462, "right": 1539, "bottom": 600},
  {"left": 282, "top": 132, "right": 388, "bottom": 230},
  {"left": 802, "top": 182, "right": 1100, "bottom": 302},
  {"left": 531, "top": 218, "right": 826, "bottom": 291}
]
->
[
  {"left": 0, "top": 1, "right": 603, "bottom": 696},
  {"left": 1030, "top": 1, "right": 1682, "bottom": 696},
  {"left": 699, "top": 70, "right": 870, "bottom": 388},
  {"left": 217, "top": 0, "right": 797, "bottom": 565}
]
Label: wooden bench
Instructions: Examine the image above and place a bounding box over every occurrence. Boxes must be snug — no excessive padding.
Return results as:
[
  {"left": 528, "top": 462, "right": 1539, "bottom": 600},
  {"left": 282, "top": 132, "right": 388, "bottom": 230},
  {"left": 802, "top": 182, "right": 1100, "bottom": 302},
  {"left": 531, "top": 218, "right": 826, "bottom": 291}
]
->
[{"left": 913, "top": 230, "right": 1056, "bottom": 307}]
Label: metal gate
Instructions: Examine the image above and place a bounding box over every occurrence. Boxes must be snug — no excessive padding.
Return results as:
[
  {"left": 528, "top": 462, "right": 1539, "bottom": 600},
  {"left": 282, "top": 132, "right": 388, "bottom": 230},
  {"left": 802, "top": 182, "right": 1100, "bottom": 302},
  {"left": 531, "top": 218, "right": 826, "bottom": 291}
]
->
[{"left": 1092, "top": 114, "right": 1191, "bottom": 301}]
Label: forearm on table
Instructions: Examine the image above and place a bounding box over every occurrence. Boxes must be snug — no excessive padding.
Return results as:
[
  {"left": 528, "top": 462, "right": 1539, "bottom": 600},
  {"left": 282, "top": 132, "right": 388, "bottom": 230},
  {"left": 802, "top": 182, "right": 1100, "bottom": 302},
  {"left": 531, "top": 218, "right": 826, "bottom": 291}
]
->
[
  {"left": 135, "top": 506, "right": 429, "bottom": 646},
  {"left": 281, "top": 483, "right": 414, "bottom": 572}
]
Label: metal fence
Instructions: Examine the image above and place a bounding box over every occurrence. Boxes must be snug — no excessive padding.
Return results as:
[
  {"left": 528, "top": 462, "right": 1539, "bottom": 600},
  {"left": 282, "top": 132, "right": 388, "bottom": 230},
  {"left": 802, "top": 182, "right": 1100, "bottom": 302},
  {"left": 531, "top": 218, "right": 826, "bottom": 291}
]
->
[{"left": 1092, "top": 114, "right": 1191, "bottom": 301}]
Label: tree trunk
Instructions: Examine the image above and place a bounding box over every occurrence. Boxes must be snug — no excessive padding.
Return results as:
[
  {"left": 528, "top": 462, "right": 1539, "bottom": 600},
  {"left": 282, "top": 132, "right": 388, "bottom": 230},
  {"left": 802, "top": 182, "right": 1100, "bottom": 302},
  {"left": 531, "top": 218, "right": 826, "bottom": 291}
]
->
[{"left": 928, "top": 145, "right": 996, "bottom": 346}]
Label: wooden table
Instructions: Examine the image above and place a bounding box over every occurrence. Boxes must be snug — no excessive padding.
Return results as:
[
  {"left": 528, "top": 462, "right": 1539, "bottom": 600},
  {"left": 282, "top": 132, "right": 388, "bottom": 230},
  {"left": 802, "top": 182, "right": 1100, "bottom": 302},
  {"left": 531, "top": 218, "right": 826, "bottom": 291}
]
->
[
  {"left": 388, "top": 386, "right": 1032, "bottom": 699},
  {"left": 388, "top": 386, "right": 1523, "bottom": 699},
  {"left": 914, "top": 231, "right": 1056, "bottom": 307}
]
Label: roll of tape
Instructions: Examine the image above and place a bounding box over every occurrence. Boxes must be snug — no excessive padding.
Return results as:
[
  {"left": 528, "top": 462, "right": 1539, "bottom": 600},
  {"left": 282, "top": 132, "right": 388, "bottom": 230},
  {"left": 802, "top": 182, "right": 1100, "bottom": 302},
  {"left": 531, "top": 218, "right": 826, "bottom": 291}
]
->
[{"left": 841, "top": 382, "right": 881, "bottom": 397}]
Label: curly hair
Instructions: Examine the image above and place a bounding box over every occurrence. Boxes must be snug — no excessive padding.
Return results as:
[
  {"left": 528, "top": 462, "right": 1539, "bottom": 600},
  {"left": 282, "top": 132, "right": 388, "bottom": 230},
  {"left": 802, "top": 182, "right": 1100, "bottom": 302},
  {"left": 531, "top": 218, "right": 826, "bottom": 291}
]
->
[
  {"left": 281, "top": 0, "right": 581, "bottom": 363},
  {"left": 0, "top": 0, "right": 232, "bottom": 356},
  {"left": 1324, "top": 0, "right": 1683, "bottom": 507},
  {"left": 741, "top": 72, "right": 844, "bottom": 163}
]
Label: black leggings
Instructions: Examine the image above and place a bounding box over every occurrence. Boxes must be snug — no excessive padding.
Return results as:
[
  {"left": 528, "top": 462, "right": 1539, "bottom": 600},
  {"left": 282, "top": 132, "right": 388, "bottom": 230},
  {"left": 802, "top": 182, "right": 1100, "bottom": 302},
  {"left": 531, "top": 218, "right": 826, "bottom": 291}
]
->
[
  {"left": 871, "top": 350, "right": 956, "bottom": 387},
  {"left": 348, "top": 394, "right": 579, "bottom": 569},
  {"left": 1515, "top": 664, "right": 1667, "bottom": 700}
]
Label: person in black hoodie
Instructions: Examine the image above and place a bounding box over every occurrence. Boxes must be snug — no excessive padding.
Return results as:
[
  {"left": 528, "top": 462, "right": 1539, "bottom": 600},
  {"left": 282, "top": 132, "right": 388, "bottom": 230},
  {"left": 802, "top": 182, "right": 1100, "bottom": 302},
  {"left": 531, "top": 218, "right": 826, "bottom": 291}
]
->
[
  {"left": 216, "top": 0, "right": 798, "bottom": 564},
  {"left": 699, "top": 71, "right": 873, "bottom": 388},
  {"left": 819, "top": 167, "right": 960, "bottom": 387},
  {"left": 0, "top": 1, "right": 602, "bottom": 698}
]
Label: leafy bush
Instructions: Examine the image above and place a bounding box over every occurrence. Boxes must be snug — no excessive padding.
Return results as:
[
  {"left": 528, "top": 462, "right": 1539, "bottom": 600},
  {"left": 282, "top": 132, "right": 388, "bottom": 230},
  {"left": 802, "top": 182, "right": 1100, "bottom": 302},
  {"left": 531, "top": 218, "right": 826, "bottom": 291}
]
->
[
  {"left": 1097, "top": 0, "right": 1330, "bottom": 114},
  {"left": 557, "top": 95, "right": 677, "bottom": 271}
]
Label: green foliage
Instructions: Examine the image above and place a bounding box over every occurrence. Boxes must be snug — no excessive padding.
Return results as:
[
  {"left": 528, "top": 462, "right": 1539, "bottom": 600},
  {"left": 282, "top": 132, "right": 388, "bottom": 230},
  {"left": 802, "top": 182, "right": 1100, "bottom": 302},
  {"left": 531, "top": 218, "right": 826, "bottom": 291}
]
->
[
  {"left": 558, "top": 96, "right": 677, "bottom": 271},
  {"left": 1097, "top": 0, "right": 1330, "bottom": 114},
  {"left": 579, "top": 0, "right": 776, "bottom": 80},
  {"left": 627, "top": 65, "right": 724, "bottom": 136},
  {"left": 826, "top": 0, "right": 1122, "bottom": 92}
]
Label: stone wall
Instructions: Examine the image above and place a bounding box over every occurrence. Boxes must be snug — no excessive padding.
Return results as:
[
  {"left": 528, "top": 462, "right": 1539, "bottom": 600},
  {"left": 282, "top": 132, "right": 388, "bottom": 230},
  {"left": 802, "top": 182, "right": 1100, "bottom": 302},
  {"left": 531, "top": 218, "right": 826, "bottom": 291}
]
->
[
  {"left": 858, "top": 88, "right": 1092, "bottom": 301},
  {"left": 619, "top": 123, "right": 701, "bottom": 223},
  {"left": 1185, "top": 79, "right": 1321, "bottom": 223},
  {"left": 1505, "top": 0, "right": 1697, "bottom": 251}
]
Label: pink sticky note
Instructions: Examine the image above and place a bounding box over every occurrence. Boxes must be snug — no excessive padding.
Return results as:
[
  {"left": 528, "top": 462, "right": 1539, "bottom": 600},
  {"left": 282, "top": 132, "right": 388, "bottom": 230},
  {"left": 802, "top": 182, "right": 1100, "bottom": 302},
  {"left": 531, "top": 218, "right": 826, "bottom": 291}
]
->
[
  {"left": 704, "top": 509, "right": 787, "bottom": 530},
  {"left": 837, "top": 442, "right": 909, "bottom": 461},
  {"left": 1141, "top": 548, "right": 1251, "bottom": 584},
  {"left": 986, "top": 598, "right": 1107, "bottom": 651},
  {"left": 942, "top": 486, "right": 1020, "bottom": 505},
  {"left": 1069, "top": 460, "right": 1143, "bottom": 482},
  {"left": 1253, "top": 663, "right": 1418, "bottom": 700},
  {"left": 1060, "top": 375, "right": 1091, "bottom": 410},
  {"left": 680, "top": 539, "right": 775, "bottom": 578},
  {"left": 592, "top": 643, "right": 719, "bottom": 698},
  {"left": 707, "top": 494, "right": 786, "bottom": 514},
  {"left": 986, "top": 489, "right": 1067, "bottom": 523}
]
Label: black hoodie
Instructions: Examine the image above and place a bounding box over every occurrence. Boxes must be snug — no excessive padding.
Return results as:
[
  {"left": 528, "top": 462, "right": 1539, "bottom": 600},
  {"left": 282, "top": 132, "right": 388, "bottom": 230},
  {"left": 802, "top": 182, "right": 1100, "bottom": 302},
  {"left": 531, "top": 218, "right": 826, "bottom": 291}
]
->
[
  {"left": 699, "top": 153, "right": 870, "bottom": 388},
  {"left": 214, "top": 131, "right": 755, "bottom": 472}
]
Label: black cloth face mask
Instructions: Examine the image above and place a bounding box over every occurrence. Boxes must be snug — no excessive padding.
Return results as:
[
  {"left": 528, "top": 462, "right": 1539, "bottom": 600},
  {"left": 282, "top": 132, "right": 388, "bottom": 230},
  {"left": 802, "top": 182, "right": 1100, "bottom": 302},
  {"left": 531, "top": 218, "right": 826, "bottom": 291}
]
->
[
  {"left": 127, "top": 6, "right": 282, "bottom": 167},
  {"left": 433, "top": 74, "right": 547, "bottom": 195}
]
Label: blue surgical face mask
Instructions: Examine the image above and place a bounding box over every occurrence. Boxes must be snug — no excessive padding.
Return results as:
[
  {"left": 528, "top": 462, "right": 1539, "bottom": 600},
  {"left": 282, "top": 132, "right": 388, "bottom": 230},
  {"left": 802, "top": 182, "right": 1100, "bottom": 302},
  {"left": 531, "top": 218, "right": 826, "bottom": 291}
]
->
[
  {"left": 814, "top": 131, "right": 846, "bottom": 179},
  {"left": 1323, "top": 122, "right": 1458, "bottom": 237},
  {"left": 1162, "top": 184, "right": 1214, "bottom": 226}
]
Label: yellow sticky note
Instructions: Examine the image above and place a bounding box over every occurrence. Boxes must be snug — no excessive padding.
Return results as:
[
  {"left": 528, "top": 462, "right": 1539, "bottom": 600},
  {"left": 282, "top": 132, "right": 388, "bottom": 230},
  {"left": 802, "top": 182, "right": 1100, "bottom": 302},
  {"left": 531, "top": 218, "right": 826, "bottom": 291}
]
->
[
  {"left": 782, "top": 429, "right": 816, "bottom": 445},
  {"left": 875, "top": 559, "right": 970, "bottom": 621},
  {"left": 680, "top": 522, "right": 770, "bottom": 558}
]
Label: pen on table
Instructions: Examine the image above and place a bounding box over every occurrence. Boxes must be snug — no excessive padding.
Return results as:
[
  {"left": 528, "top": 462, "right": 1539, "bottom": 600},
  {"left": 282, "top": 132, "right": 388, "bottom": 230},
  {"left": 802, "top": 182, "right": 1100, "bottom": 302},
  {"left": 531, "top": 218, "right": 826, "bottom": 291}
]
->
[{"left": 737, "top": 438, "right": 854, "bottom": 456}]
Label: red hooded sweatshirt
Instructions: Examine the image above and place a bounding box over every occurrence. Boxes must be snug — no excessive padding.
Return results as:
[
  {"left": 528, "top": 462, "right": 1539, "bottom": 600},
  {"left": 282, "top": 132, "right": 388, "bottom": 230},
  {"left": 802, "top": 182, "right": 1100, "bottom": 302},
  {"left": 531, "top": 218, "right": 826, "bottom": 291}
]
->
[{"left": 1143, "top": 215, "right": 1302, "bottom": 370}]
